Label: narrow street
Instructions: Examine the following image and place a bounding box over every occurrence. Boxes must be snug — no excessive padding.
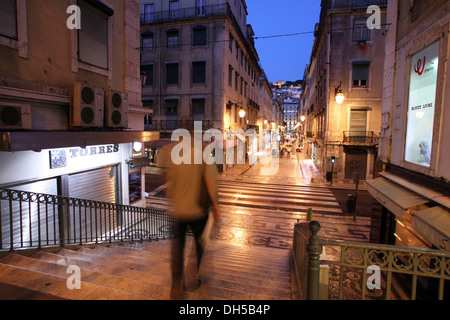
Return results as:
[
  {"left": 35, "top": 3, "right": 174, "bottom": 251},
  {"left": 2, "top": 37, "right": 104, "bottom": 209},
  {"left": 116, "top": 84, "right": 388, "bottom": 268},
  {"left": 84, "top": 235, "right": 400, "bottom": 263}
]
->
[{"left": 145, "top": 150, "right": 381, "bottom": 249}]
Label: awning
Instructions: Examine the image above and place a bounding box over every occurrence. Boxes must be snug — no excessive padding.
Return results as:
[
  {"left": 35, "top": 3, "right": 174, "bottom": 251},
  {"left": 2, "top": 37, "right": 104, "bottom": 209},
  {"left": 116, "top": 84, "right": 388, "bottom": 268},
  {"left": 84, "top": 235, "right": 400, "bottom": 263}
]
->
[
  {"left": 367, "top": 178, "right": 429, "bottom": 219},
  {"left": 412, "top": 206, "right": 450, "bottom": 252},
  {"left": 0, "top": 131, "right": 160, "bottom": 152}
]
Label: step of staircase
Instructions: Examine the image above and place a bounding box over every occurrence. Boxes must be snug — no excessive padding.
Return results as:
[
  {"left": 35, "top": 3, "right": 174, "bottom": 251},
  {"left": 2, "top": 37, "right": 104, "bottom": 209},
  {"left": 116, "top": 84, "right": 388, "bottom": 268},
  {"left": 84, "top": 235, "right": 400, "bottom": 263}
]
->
[{"left": 0, "top": 238, "right": 294, "bottom": 300}]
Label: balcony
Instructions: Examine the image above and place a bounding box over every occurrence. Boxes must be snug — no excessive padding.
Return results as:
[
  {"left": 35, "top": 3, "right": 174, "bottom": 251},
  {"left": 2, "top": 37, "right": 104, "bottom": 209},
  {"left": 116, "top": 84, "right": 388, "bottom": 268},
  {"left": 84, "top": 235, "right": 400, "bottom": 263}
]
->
[
  {"left": 144, "top": 120, "right": 213, "bottom": 132},
  {"left": 140, "top": 4, "right": 229, "bottom": 25},
  {"left": 247, "top": 99, "right": 260, "bottom": 111},
  {"left": 343, "top": 131, "right": 378, "bottom": 146},
  {"left": 331, "top": 0, "right": 388, "bottom": 10}
]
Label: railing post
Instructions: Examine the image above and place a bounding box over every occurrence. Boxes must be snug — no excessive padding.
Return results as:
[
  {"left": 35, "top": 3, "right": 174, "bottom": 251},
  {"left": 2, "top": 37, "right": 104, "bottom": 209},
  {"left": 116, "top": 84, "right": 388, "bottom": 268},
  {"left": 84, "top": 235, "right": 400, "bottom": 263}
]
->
[{"left": 306, "top": 221, "right": 323, "bottom": 300}]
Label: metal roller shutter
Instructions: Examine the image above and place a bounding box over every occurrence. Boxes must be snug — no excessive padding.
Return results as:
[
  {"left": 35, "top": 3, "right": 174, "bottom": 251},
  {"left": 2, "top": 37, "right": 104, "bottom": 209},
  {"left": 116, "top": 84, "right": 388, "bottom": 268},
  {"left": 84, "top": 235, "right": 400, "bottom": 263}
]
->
[
  {"left": 1, "top": 178, "right": 58, "bottom": 249},
  {"left": 67, "top": 166, "right": 118, "bottom": 243},
  {"left": 68, "top": 166, "right": 117, "bottom": 203}
]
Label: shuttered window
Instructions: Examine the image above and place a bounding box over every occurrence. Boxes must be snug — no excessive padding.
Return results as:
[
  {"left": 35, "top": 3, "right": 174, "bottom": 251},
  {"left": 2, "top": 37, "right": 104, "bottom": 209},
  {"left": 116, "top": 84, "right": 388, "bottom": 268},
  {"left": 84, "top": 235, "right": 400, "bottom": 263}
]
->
[
  {"left": 350, "top": 109, "right": 367, "bottom": 133},
  {"left": 78, "top": 0, "right": 109, "bottom": 69},
  {"left": 192, "top": 61, "right": 206, "bottom": 83},
  {"left": 352, "top": 62, "right": 370, "bottom": 87},
  {"left": 193, "top": 26, "right": 207, "bottom": 46},
  {"left": 166, "top": 63, "right": 179, "bottom": 85},
  {"left": 0, "top": 0, "right": 17, "bottom": 39}
]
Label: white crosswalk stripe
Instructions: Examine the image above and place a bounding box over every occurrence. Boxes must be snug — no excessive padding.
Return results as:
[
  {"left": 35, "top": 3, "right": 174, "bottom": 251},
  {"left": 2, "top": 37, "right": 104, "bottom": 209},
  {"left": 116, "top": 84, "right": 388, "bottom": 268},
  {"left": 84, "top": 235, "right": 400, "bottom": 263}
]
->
[
  {"left": 145, "top": 179, "right": 371, "bottom": 250},
  {"left": 217, "top": 180, "right": 343, "bottom": 215}
]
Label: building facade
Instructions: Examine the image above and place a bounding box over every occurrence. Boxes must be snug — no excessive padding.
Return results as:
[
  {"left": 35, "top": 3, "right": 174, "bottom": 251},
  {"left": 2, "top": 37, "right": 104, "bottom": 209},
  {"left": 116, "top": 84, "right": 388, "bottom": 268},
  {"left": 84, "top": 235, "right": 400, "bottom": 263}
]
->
[
  {"left": 0, "top": 0, "right": 157, "bottom": 209},
  {"left": 301, "top": 0, "right": 387, "bottom": 181},
  {"left": 368, "top": 0, "right": 450, "bottom": 251},
  {"left": 139, "top": 0, "right": 274, "bottom": 170}
]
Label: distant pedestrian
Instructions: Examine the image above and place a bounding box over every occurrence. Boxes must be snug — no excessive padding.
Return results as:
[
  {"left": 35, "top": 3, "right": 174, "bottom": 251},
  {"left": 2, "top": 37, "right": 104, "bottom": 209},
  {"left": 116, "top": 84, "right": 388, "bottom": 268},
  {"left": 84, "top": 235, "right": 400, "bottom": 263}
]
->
[{"left": 158, "top": 132, "right": 220, "bottom": 300}]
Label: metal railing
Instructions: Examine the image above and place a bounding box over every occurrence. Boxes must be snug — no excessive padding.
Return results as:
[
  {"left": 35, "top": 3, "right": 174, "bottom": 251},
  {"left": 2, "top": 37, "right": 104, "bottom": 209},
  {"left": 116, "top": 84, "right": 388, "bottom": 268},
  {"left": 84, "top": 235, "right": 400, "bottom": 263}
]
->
[
  {"left": 293, "top": 221, "right": 450, "bottom": 300},
  {"left": 0, "top": 189, "right": 176, "bottom": 252},
  {"left": 140, "top": 4, "right": 229, "bottom": 25},
  {"left": 343, "top": 131, "right": 378, "bottom": 145},
  {"left": 145, "top": 120, "right": 214, "bottom": 132}
]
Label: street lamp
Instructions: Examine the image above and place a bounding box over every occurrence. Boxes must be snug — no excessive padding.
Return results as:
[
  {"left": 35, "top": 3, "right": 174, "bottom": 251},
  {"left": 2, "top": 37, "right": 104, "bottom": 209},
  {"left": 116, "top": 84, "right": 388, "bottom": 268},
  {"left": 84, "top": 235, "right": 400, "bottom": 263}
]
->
[
  {"left": 335, "top": 82, "right": 345, "bottom": 105},
  {"left": 300, "top": 115, "right": 306, "bottom": 122}
]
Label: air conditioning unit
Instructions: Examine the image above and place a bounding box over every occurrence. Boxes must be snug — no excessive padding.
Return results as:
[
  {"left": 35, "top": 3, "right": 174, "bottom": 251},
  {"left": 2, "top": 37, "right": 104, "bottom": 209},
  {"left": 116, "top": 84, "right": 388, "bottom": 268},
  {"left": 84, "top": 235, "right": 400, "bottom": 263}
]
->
[
  {"left": 0, "top": 103, "right": 32, "bottom": 130},
  {"left": 104, "top": 90, "right": 128, "bottom": 128},
  {"left": 70, "top": 82, "right": 104, "bottom": 127}
]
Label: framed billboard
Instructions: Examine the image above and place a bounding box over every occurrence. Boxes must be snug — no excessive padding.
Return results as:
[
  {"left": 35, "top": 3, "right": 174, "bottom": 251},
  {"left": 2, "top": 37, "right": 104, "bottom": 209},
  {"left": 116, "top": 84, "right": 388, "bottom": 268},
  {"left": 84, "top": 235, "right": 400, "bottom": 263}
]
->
[{"left": 404, "top": 42, "right": 440, "bottom": 167}]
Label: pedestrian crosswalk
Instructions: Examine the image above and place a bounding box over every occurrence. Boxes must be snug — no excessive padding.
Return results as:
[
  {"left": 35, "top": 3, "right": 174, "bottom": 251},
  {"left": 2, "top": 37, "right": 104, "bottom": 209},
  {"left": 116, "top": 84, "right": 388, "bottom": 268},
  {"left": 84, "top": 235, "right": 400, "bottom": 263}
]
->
[{"left": 145, "top": 179, "right": 372, "bottom": 250}]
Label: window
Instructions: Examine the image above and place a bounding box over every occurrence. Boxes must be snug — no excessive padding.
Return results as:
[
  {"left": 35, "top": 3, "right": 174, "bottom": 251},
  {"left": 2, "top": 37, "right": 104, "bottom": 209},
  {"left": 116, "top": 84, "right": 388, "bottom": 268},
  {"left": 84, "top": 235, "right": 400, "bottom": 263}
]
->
[
  {"left": 142, "top": 32, "right": 154, "bottom": 50},
  {"left": 144, "top": 113, "right": 152, "bottom": 125},
  {"left": 78, "top": 0, "right": 112, "bottom": 70},
  {"left": 169, "top": 1, "right": 179, "bottom": 20},
  {"left": 240, "top": 77, "right": 243, "bottom": 94},
  {"left": 143, "top": 100, "right": 154, "bottom": 109},
  {"left": 196, "top": 0, "right": 206, "bottom": 16},
  {"left": 143, "top": 3, "right": 154, "bottom": 23},
  {"left": 228, "top": 65, "right": 233, "bottom": 87},
  {"left": 192, "top": 61, "right": 206, "bottom": 84},
  {"left": 353, "top": 18, "right": 371, "bottom": 42},
  {"left": 193, "top": 26, "right": 207, "bottom": 46},
  {"left": 192, "top": 99, "right": 205, "bottom": 115},
  {"left": 236, "top": 43, "right": 239, "bottom": 60},
  {"left": 235, "top": 72, "right": 239, "bottom": 91},
  {"left": 229, "top": 33, "right": 234, "bottom": 52},
  {"left": 0, "top": 0, "right": 17, "bottom": 39},
  {"left": 166, "top": 63, "right": 179, "bottom": 85},
  {"left": 167, "top": 29, "right": 179, "bottom": 48},
  {"left": 141, "top": 64, "right": 154, "bottom": 86},
  {"left": 349, "top": 109, "right": 368, "bottom": 135},
  {"left": 164, "top": 99, "right": 178, "bottom": 116},
  {"left": 352, "top": 62, "right": 370, "bottom": 87}
]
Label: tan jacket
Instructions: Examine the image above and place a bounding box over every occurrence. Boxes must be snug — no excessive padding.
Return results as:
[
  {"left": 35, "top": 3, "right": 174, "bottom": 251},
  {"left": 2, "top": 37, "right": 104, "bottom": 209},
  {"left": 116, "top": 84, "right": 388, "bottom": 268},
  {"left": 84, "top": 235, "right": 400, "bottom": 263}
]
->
[{"left": 158, "top": 141, "right": 219, "bottom": 221}]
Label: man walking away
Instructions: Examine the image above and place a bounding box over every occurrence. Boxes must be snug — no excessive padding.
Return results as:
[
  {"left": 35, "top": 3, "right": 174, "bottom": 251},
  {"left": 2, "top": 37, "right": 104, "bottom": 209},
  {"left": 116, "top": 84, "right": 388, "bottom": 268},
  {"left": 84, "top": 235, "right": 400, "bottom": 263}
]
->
[{"left": 158, "top": 133, "right": 220, "bottom": 300}]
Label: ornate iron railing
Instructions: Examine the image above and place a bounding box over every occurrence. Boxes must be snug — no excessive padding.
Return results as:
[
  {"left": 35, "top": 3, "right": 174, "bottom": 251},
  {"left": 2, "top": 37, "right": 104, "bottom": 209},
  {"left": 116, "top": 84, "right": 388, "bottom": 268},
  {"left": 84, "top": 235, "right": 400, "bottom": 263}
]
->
[
  {"left": 293, "top": 221, "right": 450, "bottom": 300},
  {"left": 0, "top": 189, "right": 176, "bottom": 252},
  {"left": 343, "top": 131, "right": 378, "bottom": 145},
  {"left": 140, "top": 4, "right": 229, "bottom": 25}
]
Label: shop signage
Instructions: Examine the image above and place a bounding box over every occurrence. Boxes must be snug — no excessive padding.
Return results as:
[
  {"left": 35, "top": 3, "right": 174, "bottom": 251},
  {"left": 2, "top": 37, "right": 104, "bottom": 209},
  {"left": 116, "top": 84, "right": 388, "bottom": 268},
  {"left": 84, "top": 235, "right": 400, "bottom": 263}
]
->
[
  {"left": 50, "top": 145, "right": 119, "bottom": 169},
  {"left": 405, "top": 42, "right": 439, "bottom": 167}
]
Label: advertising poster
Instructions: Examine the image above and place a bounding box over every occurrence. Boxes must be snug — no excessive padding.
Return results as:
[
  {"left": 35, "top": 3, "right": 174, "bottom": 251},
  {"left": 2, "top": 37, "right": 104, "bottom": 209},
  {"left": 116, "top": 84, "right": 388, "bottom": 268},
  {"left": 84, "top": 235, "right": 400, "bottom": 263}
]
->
[{"left": 405, "top": 42, "right": 440, "bottom": 167}]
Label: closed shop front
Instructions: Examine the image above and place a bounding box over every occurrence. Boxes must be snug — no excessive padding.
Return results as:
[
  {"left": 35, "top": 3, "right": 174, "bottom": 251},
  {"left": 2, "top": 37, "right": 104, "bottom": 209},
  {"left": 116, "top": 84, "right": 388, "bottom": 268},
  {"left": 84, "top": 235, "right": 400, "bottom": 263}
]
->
[
  {"left": 68, "top": 166, "right": 118, "bottom": 203},
  {"left": 0, "top": 142, "right": 146, "bottom": 249}
]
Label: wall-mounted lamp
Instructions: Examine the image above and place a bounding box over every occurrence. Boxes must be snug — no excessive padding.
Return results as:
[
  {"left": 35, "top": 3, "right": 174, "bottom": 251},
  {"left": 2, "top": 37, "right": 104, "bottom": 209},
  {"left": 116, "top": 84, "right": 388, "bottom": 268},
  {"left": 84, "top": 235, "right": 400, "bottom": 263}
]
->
[
  {"left": 300, "top": 115, "right": 306, "bottom": 122},
  {"left": 239, "top": 108, "right": 246, "bottom": 118},
  {"left": 335, "top": 82, "right": 345, "bottom": 105}
]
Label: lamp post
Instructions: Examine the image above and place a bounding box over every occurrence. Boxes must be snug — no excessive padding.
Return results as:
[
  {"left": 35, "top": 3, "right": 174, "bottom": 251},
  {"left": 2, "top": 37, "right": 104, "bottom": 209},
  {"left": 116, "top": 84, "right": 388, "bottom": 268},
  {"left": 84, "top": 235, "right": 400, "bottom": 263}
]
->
[{"left": 335, "top": 82, "right": 345, "bottom": 105}]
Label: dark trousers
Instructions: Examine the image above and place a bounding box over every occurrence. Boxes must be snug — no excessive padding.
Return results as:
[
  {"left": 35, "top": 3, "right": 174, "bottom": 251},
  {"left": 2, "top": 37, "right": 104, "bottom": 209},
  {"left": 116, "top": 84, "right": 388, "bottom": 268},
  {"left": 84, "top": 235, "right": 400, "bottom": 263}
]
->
[{"left": 171, "top": 215, "right": 208, "bottom": 285}]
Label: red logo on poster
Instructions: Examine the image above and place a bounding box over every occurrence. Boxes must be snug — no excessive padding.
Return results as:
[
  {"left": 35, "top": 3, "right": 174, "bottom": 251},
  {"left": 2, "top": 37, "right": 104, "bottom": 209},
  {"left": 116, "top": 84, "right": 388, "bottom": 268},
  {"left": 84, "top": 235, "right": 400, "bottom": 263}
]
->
[{"left": 414, "top": 57, "right": 426, "bottom": 76}]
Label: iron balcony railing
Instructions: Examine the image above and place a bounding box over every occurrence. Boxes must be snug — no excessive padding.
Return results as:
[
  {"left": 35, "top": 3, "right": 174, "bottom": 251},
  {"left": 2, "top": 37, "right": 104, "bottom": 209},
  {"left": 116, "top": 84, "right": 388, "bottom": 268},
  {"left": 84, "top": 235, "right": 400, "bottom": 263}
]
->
[
  {"left": 144, "top": 120, "right": 213, "bottom": 132},
  {"left": 293, "top": 221, "right": 450, "bottom": 300},
  {"left": 329, "top": 0, "right": 388, "bottom": 10},
  {"left": 343, "top": 131, "right": 378, "bottom": 145},
  {"left": 141, "top": 4, "right": 229, "bottom": 25},
  {"left": 0, "top": 189, "right": 176, "bottom": 252}
]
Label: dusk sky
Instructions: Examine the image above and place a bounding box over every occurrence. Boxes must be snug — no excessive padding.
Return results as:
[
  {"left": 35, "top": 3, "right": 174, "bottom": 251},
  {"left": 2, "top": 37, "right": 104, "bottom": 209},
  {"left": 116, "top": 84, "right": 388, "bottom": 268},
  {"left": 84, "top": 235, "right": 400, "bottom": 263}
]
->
[{"left": 246, "top": 0, "right": 322, "bottom": 83}]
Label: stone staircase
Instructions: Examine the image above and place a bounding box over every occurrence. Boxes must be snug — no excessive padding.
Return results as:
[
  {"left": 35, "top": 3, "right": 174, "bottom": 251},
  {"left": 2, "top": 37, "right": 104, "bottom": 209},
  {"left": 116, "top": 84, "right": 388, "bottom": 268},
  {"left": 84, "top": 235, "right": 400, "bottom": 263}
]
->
[{"left": 0, "top": 238, "right": 295, "bottom": 300}]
